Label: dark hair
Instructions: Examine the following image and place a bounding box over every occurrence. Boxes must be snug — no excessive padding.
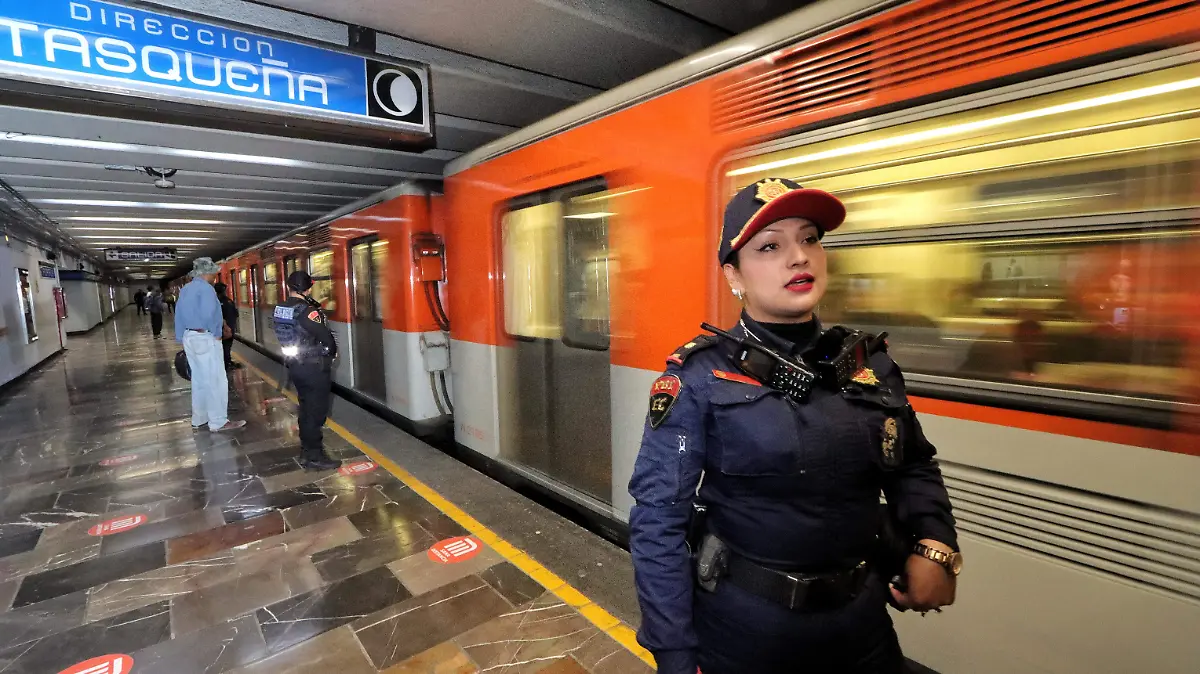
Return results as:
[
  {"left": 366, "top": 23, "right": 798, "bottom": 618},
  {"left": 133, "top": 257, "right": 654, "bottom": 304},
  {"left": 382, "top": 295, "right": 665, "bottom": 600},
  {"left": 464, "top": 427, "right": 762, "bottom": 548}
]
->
[{"left": 213, "top": 282, "right": 228, "bottom": 296}]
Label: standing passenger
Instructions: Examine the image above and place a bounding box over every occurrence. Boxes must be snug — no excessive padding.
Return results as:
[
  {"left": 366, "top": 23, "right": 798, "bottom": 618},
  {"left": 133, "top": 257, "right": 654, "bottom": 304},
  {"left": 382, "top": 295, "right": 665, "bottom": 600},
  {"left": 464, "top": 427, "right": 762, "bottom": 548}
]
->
[
  {"left": 147, "top": 287, "right": 165, "bottom": 338},
  {"left": 628, "top": 179, "right": 961, "bottom": 674},
  {"left": 134, "top": 288, "right": 146, "bottom": 316},
  {"left": 273, "top": 271, "right": 339, "bottom": 470},
  {"left": 214, "top": 282, "right": 242, "bottom": 370},
  {"left": 176, "top": 258, "right": 246, "bottom": 433}
]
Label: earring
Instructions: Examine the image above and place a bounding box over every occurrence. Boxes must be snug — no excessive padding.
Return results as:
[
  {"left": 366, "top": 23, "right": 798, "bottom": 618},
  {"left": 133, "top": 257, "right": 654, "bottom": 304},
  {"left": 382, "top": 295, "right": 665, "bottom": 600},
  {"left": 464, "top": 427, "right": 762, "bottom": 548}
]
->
[{"left": 732, "top": 288, "right": 744, "bottom": 300}]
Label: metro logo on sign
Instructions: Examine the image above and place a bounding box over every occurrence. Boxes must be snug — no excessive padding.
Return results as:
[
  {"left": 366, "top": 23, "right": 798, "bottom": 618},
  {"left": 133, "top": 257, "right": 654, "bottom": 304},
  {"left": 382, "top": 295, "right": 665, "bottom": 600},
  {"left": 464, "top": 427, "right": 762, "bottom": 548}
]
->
[
  {"left": 338, "top": 460, "right": 376, "bottom": 476},
  {"left": 427, "top": 536, "right": 482, "bottom": 564},
  {"left": 88, "top": 514, "right": 147, "bottom": 536},
  {"left": 58, "top": 653, "right": 133, "bottom": 674},
  {"left": 99, "top": 454, "right": 139, "bottom": 467}
]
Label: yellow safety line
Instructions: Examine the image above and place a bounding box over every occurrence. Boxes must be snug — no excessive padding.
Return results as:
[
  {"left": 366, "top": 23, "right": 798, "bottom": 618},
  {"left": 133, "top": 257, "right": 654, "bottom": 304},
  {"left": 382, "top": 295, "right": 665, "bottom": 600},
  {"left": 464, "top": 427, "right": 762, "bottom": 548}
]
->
[{"left": 236, "top": 355, "right": 654, "bottom": 666}]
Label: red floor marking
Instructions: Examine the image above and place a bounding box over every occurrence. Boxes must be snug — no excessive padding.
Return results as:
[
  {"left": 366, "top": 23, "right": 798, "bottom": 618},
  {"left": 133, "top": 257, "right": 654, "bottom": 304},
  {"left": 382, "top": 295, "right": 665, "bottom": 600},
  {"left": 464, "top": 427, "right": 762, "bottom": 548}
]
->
[
  {"left": 88, "top": 514, "right": 148, "bottom": 537},
  {"left": 99, "top": 455, "right": 139, "bottom": 467},
  {"left": 428, "top": 536, "right": 483, "bottom": 564},
  {"left": 338, "top": 460, "right": 377, "bottom": 476},
  {"left": 58, "top": 653, "right": 133, "bottom": 674}
]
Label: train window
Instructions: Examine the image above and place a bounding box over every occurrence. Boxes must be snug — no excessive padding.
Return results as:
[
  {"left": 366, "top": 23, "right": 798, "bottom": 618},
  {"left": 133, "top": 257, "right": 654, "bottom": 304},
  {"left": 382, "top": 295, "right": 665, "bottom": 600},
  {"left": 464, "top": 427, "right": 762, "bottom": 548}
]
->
[
  {"left": 371, "top": 240, "right": 387, "bottom": 321},
  {"left": 727, "top": 63, "right": 1200, "bottom": 233},
  {"left": 724, "top": 62, "right": 1200, "bottom": 407},
  {"left": 308, "top": 249, "right": 336, "bottom": 312},
  {"left": 821, "top": 230, "right": 1198, "bottom": 401},
  {"left": 283, "top": 256, "right": 300, "bottom": 279},
  {"left": 236, "top": 269, "right": 249, "bottom": 305},
  {"left": 501, "top": 183, "right": 613, "bottom": 347},
  {"left": 562, "top": 190, "right": 611, "bottom": 350},
  {"left": 502, "top": 202, "right": 564, "bottom": 339},
  {"left": 263, "top": 262, "right": 279, "bottom": 307}
]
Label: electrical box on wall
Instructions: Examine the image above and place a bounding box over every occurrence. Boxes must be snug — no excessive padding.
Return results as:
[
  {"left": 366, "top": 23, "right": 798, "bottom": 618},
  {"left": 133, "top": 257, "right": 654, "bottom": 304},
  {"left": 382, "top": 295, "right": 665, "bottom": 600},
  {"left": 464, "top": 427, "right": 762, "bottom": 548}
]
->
[
  {"left": 419, "top": 333, "right": 450, "bottom": 372},
  {"left": 412, "top": 233, "right": 446, "bottom": 283}
]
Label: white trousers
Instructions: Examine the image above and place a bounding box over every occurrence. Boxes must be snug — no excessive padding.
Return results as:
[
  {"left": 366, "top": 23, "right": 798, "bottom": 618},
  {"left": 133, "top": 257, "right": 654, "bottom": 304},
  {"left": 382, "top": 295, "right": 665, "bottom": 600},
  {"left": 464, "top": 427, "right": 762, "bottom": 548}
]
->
[{"left": 183, "top": 331, "right": 229, "bottom": 428}]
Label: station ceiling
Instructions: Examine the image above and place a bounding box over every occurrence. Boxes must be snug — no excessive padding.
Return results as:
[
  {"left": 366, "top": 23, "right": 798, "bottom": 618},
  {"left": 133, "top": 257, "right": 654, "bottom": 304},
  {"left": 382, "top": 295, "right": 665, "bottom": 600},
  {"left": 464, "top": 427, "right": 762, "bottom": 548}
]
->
[{"left": 0, "top": 0, "right": 803, "bottom": 279}]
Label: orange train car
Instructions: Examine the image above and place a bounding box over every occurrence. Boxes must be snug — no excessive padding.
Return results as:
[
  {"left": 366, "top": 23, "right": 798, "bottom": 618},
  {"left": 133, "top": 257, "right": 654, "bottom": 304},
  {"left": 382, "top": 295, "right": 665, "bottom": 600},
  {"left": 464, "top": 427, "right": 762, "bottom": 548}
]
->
[
  {"left": 221, "top": 184, "right": 452, "bottom": 437},
  {"left": 222, "top": 0, "right": 1200, "bottom": 671}
]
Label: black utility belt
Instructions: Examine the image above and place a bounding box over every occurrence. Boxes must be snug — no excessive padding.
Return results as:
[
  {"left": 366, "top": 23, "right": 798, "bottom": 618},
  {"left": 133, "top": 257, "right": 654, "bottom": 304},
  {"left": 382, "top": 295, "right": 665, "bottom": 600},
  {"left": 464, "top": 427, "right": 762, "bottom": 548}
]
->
[{"left": 724, "top": 552, "right": 870, "bottom": 612}]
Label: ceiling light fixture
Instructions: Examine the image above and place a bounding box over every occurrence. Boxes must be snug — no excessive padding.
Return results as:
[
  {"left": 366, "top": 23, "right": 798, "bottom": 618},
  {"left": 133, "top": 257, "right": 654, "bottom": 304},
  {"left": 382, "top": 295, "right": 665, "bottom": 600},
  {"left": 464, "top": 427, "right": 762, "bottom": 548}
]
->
[
  {"left": 34, "top": 199, "right": 243, "bottom": 211},
  {"left": 59, "top": 217, "right": 229, "bottom": 224},
  {"left": 67, "top": 228, "right": 217, "bottom": 234},
  {"left": 77, "top": 236, "right": 212, "bottom": 241}
]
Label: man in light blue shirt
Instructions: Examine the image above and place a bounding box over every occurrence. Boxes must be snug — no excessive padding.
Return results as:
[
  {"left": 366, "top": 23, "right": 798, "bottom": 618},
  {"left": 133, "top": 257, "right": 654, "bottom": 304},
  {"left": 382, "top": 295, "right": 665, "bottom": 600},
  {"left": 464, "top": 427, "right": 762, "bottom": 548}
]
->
[{"left": 177, "top": 257, "right": 246, "bottom": 432}]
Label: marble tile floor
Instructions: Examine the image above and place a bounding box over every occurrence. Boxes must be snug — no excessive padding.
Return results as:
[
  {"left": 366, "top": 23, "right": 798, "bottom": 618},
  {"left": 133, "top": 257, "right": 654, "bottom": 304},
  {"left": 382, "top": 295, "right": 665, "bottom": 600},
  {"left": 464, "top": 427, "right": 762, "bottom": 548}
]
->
[{"left": 0, "top": 310, "right": 650, "bottom": 673}]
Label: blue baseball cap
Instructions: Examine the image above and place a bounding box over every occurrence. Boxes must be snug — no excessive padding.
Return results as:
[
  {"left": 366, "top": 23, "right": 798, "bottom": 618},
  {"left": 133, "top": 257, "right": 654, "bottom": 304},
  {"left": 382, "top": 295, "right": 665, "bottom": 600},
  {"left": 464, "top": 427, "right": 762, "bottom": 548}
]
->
[{"left": 719, "top": 178, "right": 845, "bottom": 265}]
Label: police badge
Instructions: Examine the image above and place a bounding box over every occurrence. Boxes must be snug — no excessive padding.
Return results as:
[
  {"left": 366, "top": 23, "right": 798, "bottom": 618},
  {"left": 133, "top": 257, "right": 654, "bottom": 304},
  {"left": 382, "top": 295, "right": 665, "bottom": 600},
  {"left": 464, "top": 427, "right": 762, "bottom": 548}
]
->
[
  {"left": 648, "top": 375, "right": 682, "bottom": 429},
  {"left": 851, "top": 367, "right": 880, "bottom": 387},
  {"left": 881, "top": 416, "right": 902, "bottom": 467}
]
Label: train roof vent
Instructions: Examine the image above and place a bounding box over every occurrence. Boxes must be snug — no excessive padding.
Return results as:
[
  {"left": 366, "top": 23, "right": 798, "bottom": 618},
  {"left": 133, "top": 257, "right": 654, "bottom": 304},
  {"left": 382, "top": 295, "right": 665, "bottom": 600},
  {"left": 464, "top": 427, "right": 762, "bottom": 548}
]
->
[
  {"left": 712, "top": 26, "right": 872, "bottom": 133},
  {"left": 261, "top": 244, "right": 276, "bottom": 258},
  {"left": 713, "top": 0, "right": 1195, "bottom": 134},
  {"left": 307, "top": 226, "right": 331, "bottom": 248}
]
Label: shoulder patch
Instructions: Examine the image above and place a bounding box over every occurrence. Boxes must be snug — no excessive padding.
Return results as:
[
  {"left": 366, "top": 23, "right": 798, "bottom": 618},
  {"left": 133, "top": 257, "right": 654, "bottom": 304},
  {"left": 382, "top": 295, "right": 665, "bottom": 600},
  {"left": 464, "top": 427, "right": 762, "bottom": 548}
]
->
[
  {"left": 307, "top": 310, "right": 321, "bottom": 322},
  {"left": 666, "top": 334, "right": 719, "bottom": 367},
  {"left": 712, "top": 370, "right": 761, "bottom": 386},
  {"left": 648, "top": 375, "right": 682, "bottom": 429}
]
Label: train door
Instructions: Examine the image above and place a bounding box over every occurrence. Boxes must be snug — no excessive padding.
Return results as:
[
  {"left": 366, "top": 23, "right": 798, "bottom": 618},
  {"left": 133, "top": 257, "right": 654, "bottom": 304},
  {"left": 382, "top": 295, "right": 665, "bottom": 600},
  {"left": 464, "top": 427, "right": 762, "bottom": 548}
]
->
[
  {"left": 499, "top": 181, "right": 612, "bottom": 503},
  {"left": 249, "top": 264, "right": 262, "bottom": 342},
  {"left": 349, "top": 237, "right": 387, "bottom": 401}
]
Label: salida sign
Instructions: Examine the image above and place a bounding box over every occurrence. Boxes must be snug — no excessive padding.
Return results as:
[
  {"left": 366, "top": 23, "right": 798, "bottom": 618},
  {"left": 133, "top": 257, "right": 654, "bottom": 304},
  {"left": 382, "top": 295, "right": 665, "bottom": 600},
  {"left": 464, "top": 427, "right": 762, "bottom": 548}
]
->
[
  {"left": 338, "top": 460, "right": 377, "bottom": 476},
  {"left": 87, "top": 513, "right": 147, "bottom": 536},
  {"left": 0, "top": 0, "right": 431, "bottom": 146},
  {"left": 428, "top": 536, "right": 482, "bottom": 564},
  {"left": 58, "top": 654, "right": 133, "bottom": 674}
]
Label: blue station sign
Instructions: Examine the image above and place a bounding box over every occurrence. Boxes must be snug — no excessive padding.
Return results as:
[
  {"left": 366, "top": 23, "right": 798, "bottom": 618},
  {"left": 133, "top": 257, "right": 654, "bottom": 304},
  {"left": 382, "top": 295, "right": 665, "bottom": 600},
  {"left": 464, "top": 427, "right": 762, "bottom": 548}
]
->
[{"left": 0, "top": 0, "right": 432, "bottom": 146}]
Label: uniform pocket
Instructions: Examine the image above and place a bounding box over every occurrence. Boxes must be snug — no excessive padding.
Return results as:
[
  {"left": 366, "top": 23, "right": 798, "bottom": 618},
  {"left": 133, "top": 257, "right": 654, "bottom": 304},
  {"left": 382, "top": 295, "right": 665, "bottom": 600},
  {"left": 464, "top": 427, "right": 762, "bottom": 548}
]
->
[
  {"left": 710, "top": 381, "right": 802, "bottom": 476},
  {"left": 842, "top": 387, "right": 909, "bottom": 470}
]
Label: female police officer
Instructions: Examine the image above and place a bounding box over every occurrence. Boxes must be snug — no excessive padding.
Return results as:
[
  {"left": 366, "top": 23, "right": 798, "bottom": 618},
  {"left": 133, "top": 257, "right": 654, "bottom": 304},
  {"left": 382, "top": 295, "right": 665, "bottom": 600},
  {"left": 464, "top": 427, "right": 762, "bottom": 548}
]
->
[{"left": 628, "top": 178, "right": 961, "bottom": 674}]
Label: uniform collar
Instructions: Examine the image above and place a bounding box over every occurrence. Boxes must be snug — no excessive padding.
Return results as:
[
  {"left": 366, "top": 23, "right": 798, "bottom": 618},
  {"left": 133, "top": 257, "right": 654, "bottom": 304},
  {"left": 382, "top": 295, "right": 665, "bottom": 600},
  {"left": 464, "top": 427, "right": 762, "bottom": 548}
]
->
[{"left": 737, "top": 310, "right": 822, "bottom": 356}]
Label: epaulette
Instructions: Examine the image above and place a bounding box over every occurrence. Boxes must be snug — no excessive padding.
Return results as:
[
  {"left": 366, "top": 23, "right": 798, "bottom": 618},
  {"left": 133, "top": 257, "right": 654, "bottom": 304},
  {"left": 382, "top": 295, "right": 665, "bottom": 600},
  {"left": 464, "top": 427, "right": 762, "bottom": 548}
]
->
[{"left": 666, "top": 335, "right": 719, "bottom": 367}]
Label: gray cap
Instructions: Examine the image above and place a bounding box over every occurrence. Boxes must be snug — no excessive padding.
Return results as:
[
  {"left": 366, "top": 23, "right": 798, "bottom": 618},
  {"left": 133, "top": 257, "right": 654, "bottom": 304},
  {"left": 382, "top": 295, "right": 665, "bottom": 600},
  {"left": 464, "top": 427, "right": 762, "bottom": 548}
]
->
[{"left": 190, "top": 257, "right": 220, "bottom": 277}]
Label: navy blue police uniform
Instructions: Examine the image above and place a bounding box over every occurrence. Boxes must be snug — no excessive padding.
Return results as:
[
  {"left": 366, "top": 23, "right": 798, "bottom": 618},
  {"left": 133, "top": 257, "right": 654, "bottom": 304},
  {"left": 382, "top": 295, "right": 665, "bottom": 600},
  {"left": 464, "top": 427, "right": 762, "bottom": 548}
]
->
[
  {"left": 274, "top": 271, "right": 339, "bottom": 471},
  {"left": 627, "top": 178, "right": 960, "bottom": 674}
]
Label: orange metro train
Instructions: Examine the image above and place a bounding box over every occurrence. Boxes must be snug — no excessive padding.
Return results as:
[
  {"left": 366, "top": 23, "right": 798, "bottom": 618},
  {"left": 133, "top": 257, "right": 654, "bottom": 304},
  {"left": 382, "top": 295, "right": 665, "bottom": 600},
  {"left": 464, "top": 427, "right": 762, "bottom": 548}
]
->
[{"left": 220, "top": 1, "right": 1200, "bottom": 672}]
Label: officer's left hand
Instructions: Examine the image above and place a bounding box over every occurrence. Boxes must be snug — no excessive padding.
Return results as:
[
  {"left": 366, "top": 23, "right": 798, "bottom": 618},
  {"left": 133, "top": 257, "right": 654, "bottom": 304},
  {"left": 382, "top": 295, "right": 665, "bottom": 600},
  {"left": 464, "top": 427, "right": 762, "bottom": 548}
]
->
[{"left": 889, "top": 539, "right": 956, "bottom": 612}]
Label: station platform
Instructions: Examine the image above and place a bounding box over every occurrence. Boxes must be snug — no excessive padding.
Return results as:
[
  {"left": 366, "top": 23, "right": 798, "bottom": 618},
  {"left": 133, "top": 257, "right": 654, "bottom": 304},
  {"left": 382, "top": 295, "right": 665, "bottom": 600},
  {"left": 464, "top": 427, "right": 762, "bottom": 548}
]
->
[{"left": 0, "top": 309, "right": 651, "bottom": 674}]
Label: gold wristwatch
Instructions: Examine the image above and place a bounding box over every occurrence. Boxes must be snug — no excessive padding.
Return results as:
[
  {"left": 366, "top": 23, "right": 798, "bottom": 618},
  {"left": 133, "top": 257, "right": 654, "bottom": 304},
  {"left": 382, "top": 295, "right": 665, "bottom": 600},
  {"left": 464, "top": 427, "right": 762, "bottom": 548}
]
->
[{"left": 913, "top": 543, "right": 963, "bottom": 576}]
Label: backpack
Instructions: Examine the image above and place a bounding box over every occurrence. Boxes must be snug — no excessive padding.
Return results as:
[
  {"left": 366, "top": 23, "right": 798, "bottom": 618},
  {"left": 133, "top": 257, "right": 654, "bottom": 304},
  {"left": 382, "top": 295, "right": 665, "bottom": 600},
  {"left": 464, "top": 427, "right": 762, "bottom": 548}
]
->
[{"left": 174, "top": 350, "right": 191, "bottom": 381}]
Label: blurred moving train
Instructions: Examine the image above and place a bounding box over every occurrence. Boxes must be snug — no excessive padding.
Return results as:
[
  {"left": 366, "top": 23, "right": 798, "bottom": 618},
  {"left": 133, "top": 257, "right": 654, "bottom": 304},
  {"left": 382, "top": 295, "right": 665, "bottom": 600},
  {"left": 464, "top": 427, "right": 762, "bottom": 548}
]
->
[{"left": 218, "top": 1, "right": 1200, "bottom": 671}]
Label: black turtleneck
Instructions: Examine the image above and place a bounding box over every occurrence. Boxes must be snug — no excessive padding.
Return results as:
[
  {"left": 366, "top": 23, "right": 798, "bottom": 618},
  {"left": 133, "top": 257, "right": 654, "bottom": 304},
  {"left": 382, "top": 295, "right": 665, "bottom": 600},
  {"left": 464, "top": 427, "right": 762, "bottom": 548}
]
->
[{"left": 758, "top": 318, "right": 820, "bottom": 351}]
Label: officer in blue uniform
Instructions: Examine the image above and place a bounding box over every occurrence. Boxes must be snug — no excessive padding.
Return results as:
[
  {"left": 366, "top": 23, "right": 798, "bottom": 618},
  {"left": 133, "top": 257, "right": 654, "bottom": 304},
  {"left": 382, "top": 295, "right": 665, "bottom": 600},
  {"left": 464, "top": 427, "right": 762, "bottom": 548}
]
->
[
  {"left": 628, "top": 178, "right": 962, "bottom": 674},
  {"left": 274, "top": 271, "right": 339, "bottom": 471}
]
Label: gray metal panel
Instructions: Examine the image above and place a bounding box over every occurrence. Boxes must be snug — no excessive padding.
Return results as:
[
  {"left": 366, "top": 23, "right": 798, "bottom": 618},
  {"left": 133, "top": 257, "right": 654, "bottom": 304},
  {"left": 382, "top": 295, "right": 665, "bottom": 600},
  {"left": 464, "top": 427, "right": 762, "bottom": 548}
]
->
[
  {"left": 375, "top": 34, "right": 600, "bottom": 101},
  {"left": 141, "top": 0, "right": 349, "bottom": 44},
  {"left": 262, "top": 0, "right": 723, "bottom": 88},
  {"left": 444, "top": 0, "right": 896, "bottom": 175},
  {"left": 0, "top": 105, "right": 455, "bottom": 174},
  {"left": 658, "top": 0, "right": 811, "bottom": 33},
  {"left": 0, "top": 157, "right": 384, "bottom": 197},
  {"left": 430, "top": 70, "right": 587, "bottom": 128},
  {"left": 0, "top": 135, "right": 434, "bottom": 182},
  {"left": 434, "top": 115, "right": 519, "bottom": 153}
]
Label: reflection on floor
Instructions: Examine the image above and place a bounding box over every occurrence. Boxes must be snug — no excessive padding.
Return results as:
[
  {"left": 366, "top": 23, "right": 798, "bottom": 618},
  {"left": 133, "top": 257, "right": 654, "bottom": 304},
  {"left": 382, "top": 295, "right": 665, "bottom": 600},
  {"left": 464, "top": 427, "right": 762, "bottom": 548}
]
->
[{"left": 0, "top": 308, "right": 651, "bottom": 674}]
